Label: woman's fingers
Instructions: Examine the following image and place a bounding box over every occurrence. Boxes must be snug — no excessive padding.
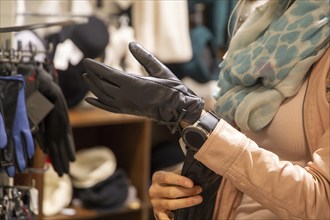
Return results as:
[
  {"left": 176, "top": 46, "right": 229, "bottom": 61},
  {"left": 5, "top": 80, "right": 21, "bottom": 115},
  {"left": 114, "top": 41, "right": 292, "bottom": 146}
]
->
[
  {"left": 152, "top": 171, "right": 194, "bottom": 188},
  {"left": 149, "top": 170, "right": 203, "bottom": 214},
  {"left": 151, "top": 194, "right": 203, "bottom": 211},
  {"left": 149, "top": 182, "right": 202, "bottom": 199}
]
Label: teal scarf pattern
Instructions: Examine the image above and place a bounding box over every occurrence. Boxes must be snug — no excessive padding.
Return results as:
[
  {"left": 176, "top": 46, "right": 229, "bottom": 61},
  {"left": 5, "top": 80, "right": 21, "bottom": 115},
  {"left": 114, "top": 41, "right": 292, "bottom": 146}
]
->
[{"left": 213, "top": 0, "right": 329, "bottom": 131}]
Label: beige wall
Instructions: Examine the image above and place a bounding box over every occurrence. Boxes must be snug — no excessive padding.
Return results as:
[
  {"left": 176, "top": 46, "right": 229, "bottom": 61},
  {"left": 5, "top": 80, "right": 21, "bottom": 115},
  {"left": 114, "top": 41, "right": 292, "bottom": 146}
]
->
[{"left": 0, "top": 0, "right": 15, "bottom": 45}]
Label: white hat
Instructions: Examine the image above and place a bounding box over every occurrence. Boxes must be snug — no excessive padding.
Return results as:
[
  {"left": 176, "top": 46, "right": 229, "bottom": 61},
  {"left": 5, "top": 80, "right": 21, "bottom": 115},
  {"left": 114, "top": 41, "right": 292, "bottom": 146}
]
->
[
  {"left": 14, "top": 30, "right": 46, "bottom": 63},
  {"left": 43, "top": 163, "right": 72, "bottom": 216},
  {"left": 70, "top": 146, "right": 117, "bottom": 188}
]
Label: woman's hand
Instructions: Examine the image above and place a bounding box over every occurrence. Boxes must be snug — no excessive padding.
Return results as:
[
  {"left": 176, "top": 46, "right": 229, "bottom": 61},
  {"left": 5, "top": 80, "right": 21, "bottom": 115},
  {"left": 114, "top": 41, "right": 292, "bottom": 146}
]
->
[
  {"left": 83, "top": 42, "right": 205, "bottom": 134},
  {"left": 149, "top": 171, "right": 203, "bottom": 220}
]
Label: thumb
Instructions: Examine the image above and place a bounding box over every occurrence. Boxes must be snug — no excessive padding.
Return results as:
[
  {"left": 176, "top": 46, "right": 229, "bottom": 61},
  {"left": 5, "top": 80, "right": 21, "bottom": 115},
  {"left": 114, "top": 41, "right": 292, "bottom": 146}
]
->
[
  {"left": 128, "top": 42, "right": 177, "bottom": 80},
  {"left": 21, "top": 129, "right": 35, "bottom": 159}
]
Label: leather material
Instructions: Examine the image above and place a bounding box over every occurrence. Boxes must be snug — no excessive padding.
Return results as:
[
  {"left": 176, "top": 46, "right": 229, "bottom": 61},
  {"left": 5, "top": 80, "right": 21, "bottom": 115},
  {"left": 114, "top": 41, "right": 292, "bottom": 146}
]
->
[
  {"left": 15, "top": 63, "right": 76, "bottom": 176},
  {"left": 83, "top": 42, "right": 204, "bottom": 131},
  {"left": 36, "top": 67, "right": 76, "bottom": 176},
  {"left": 175, "top": 149, "right": 222, "bottom": 220}
]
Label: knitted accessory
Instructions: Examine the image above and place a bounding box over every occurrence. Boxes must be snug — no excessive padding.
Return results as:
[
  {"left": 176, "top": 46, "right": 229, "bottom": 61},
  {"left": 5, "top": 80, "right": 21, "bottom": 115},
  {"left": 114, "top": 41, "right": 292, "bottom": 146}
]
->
[{"left": 214, "top": 0, "right": 329, "bottom": 131}]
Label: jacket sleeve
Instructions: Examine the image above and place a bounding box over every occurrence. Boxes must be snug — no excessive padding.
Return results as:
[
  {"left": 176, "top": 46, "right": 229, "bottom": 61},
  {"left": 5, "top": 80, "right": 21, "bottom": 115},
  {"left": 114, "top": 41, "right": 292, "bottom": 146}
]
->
[{"left": 195, "top": 119, "right": 330, "bottom": 219}]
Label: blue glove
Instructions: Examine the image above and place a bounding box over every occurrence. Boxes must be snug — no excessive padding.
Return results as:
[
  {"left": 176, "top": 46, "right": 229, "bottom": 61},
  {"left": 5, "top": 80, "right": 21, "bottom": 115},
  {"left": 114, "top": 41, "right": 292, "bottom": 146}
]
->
[
  {"left": 0, "top": 75, "right": 35, "bottom": 174},
  {"left": 0, "top": 99, "right": 7, "bottom": 149},
  {"left": 0, "top": 76, "right": 19, "bottom": 176},
  {"left": 12, "top": 75, "right": 35, "bottom": 171}
]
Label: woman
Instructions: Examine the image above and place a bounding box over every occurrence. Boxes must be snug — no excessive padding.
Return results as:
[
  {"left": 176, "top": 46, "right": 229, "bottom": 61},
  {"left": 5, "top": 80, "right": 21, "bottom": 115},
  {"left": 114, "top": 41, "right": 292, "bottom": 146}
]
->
[
  {"left": 148, "top": 0, "right": 329, "bottom": 219},
  {"left": 83, "top": 0, "right": 329, "bottom": 219}
]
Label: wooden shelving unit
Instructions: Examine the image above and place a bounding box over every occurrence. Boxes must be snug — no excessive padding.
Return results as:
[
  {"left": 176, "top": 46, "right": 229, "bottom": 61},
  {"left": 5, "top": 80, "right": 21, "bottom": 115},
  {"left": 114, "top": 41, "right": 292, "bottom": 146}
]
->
[
  {"left": 42, "top": 107, "right": 152, "bottom": 220},
  {"left": 2, "top": 2, "right": 153, "bottom": 218}
]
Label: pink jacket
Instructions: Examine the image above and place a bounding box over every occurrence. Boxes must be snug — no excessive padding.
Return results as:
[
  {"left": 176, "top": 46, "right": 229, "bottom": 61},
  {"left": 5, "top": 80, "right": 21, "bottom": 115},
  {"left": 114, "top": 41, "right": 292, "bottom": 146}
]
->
[{"left": 195, "top": 48, "right": 330, "bottom": 219}]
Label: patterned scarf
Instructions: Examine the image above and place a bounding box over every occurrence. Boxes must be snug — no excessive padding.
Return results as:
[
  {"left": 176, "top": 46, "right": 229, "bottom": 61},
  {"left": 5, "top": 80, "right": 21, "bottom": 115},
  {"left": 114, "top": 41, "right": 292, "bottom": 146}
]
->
[{"left": 213, "top": 0, "right": 329, "bottom": 132}]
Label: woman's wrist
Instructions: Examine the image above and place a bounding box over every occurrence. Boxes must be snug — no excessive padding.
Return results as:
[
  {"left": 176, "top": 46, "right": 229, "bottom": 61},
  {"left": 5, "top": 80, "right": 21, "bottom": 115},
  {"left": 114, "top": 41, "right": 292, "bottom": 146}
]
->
[{"left": 180, "top": 109, "right": 207, "bottom": 129}]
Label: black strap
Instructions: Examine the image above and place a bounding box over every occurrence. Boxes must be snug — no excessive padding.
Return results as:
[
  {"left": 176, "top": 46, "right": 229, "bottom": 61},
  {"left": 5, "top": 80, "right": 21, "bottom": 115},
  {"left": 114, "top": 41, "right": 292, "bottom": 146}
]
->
[{"left": 198, "top": 111, "right": 220, "bottom": 133}]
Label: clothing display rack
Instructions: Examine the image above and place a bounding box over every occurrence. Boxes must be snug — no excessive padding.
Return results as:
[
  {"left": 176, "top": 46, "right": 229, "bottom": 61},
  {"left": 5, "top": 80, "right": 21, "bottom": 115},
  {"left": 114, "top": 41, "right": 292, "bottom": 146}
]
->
[
  {"left": 0, "top": 19, "right": 87, "bottom": 34},
  {"left": 0, "top": 7, "right": 82, "bottom": 218},
  {"left": 0, "top": 37, "right": 61, "bottom": 220},
  {"left": 0, "top": 2, "right": 153, "bottom": 220}
]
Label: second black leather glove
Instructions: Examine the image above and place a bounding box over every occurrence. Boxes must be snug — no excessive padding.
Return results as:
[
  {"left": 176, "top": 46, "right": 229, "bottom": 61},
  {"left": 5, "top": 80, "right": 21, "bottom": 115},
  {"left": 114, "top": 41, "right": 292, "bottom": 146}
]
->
[
  {"left": 174, "top": 149, "right": 222, "bottom": 220},
  {"left": 36, "top": 67, "right": 76, "bottom": 176},
  {"left": 83, "top": 42, "right": 205, "bottom": 133}
]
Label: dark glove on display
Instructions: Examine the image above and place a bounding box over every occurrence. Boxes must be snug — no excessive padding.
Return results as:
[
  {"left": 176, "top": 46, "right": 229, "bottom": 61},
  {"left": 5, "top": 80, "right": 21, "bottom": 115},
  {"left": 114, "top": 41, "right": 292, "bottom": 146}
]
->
[
  {"left": 174, "top": 149, "right": 222, "bottom": 220},
  {"left": 0, "top": 75, "right": 35, "bottom": 176},
  {"left": 36, "top": 67, "right": 76, "bottom": 176},
  {"left": 83, "top": 42, "right": 205, "bottom": 133},
  {"left": 0, "top": 99, "right": 7, "bottom": 149},
  {"left": 0, "top": 77, "right": 18, "bottom": 176}
]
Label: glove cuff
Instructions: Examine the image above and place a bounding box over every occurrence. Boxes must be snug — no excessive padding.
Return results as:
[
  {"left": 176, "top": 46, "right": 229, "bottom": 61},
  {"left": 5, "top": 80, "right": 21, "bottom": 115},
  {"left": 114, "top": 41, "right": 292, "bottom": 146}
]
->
[
  {"left": 158, "top": 109, "right": 187, "bottom": 135},
  {"left": 184, "top": 98, "right": 205, "bottom": 124}
]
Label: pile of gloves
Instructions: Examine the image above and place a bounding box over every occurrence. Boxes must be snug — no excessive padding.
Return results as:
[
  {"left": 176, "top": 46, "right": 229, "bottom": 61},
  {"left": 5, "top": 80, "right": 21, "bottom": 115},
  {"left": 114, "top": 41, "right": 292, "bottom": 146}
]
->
[{"left": 0, "top": 62, "right": 75, "bottom": 177}]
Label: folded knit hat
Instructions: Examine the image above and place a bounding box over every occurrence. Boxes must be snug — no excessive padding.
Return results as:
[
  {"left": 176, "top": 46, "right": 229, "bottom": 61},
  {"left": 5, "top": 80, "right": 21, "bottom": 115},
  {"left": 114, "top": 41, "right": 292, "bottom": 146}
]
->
[
  {"left": 70, "top": 146, "right": 117, "bottom": 188},
  {"left": 74, "top": 169, "right": 130, "bottom": 210}
]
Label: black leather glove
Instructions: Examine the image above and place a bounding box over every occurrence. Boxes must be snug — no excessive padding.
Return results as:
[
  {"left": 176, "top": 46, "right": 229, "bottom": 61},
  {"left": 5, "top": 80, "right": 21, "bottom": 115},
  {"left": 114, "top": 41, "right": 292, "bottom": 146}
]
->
[
  {"left": 15, "top": 63, "right": 75, "bottom": 176},
  {"left": 83, "top": 42, "right": 205, "bottom": 133},
  {"left": 83, "top": 42, "right": 221, "bottom": 219},
  {"left": 36, "top": 67, "right": 76, "bottom": 176},
  {"left": 174, "top": 149, "right": 222, "bottom": 220}
]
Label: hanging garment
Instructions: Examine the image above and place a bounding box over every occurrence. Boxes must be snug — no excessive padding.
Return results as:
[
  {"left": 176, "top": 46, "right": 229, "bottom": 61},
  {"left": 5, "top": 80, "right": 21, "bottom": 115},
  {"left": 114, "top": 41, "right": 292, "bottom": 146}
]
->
[
  {"left": 103, "top": 15, "right": 144, "bottom": 76},
  {"left": 46, "top": 16, "right": 109, "bottom": 108},
  {"left": 188, "top": 0, "right": 237, "bottom": 49},
  {"left": 130, "top": 0, "right": 192, "bottom": 63},
  {"left": 167, "top": 25, "right": 220, "bottom": 83}
]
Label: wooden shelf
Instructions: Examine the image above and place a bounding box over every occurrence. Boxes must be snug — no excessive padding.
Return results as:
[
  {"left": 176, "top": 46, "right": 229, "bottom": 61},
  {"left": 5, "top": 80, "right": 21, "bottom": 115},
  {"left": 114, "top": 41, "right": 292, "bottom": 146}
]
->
[
  {"left": 69, "top": 107, "right": 147, "bottom": 127},
  {"left": 39, "top": 108, "right": 152, "bottom": 220},
  {"left": 44, "top": 205, "right": 146, "bottom": 220},
  {"left": 14, "top": 107, "right": 152, "bottom": 220}
]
